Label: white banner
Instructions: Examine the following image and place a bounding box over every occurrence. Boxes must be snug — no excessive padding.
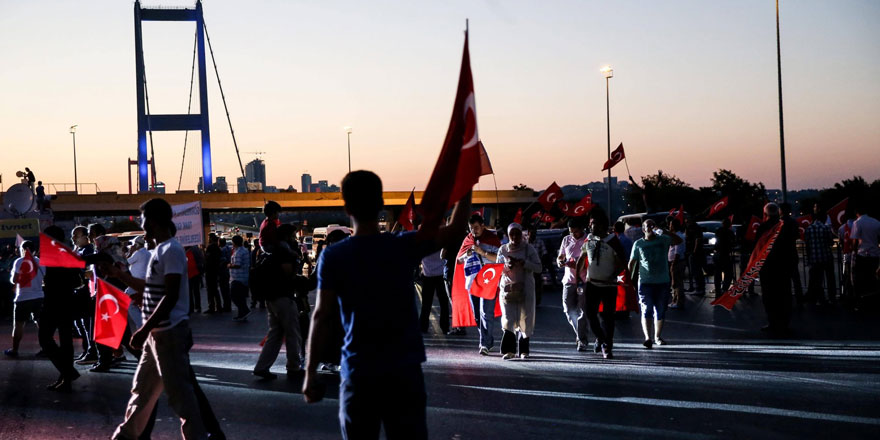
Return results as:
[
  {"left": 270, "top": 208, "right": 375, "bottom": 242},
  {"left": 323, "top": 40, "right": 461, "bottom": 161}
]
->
[{"left": 172, "top": 201, "right": 203, "bottom": 247}]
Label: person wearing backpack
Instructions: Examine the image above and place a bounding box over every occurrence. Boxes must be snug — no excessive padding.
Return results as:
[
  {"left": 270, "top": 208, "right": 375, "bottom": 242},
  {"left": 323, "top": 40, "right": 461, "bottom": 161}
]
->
[{"left": 576, "top": 212, "right": 627, "bottom": 359}]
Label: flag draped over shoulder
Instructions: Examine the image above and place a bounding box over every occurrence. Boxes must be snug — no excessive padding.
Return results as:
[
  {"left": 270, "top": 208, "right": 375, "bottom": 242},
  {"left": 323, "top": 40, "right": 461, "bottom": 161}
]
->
[
  {"left": 93, "top": 278, "right": 132, "bottom": 349},
  {"left": 451, "top": 230, "right": 503, "bottom": 327},
  {"left": 712, "top": 221, "right": 784, "bottom": 310},
  {"left": 420, "top": 29, "right": 492, "bottom": 225},
  {"left": 39, "top": 233, "right": 86, "bottom": 269}
]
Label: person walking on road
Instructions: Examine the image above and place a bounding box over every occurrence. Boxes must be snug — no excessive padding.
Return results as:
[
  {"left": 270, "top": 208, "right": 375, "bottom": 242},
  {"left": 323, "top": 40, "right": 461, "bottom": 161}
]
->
[
  {"left": 557, "top": 217, "right": 588, "bottom": 351},
  {"left": 497, "top": 223, "right": 541, "bottom": 359},
  {"left": 628, "top": 219, "right": 683, "bottom": 348},
  {"left": 5, "top": 240, "right": 44, "bottom": 357},
  {"left": 228, "top": 235, "right": 252, "bottom": 321}
]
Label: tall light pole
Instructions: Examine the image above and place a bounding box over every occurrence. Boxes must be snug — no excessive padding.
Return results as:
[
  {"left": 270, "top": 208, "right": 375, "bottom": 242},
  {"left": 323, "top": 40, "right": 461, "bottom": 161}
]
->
[
  {"left": 601, "top": 65, "right": 613, "bottom": 221},
  {"left": 70, "top": 125, "right": 78, "bottom": 194},
  {"left": 344, "top": 126, "right": 353, "bottom": 173},
  {"left": 775, "top": 0, "right": 788, "bottom": 203}
]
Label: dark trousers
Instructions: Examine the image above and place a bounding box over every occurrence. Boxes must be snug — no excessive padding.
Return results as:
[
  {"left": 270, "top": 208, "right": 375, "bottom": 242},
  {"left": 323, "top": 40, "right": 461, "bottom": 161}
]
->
[
  {"left": 418, "top": 276, "right": 450, "bottom": 334},
  {"left": 231, "top": 281, "right": 250, "bottom": 316},
  {"left": 714, "top": 257, "right": 735, "bottom": 294},
  {"left": 853, "top": 256, "right": 880, "bottom": 301},
  {"left": 761, "top": 274, "right": 792, "bottom": 331},
  {"left": 339, "top": 366, "right": 427, "bottom": 440},
  {"left": 807, "top": 261, "right": 836, "bottom": 302},
  {"left": 500, "top": 330, "right": 529, "bottom": 355},
  {"left": 533, "top": 272, "right": 544, "bottom": 306},
  {"left": 188, "top": 276, "right": 202, "bottom": 313},
  {"left": 689, "top": 253, "right": 706, "bottom": 292},
  {"left": 584, "top": 283, "right": 617, "bottom": 347},
  {"left": 219, "top": 272, "right": 231, "bottom": 311},
  {"left": 74, "top": 289, "right": 93, "bottom": 354},
  {"left": 38, "top": 303, "right": 77, "bottom": 380},
  {"left": 205, "top": 272, "right": 222, "bottom": 311}
]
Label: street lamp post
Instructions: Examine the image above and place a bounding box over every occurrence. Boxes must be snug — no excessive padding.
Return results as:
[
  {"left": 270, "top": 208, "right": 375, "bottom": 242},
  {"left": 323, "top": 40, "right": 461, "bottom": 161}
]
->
[
  {"left": 601, "top": 65, "right": 613, "bottom": 221},
  {"left": 776, "top": 0, "right": 788, "bottom": 203},
  {"left": 70, "top": 125, "right": 78, "bottom": 194},
  {"left": 344, "top": 126, "right": 353, "bottom": 173}
]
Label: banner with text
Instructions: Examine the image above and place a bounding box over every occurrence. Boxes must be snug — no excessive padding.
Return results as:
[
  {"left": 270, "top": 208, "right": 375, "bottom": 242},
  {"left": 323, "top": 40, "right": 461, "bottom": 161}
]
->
[{"left": 173, "top": 201, "right": 204, "bottom": 247}]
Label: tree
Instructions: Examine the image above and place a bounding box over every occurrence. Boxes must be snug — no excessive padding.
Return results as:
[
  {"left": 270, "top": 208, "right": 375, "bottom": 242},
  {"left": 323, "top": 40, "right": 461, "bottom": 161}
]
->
[
  {"left": 512, "top": 183, "right": 534, "bottom": 192},
  {"left": 818, "top": 176, "right": 880, "bottom": 219},
  {"left": 705, "top": 169, "right": 766, "bottom": 222},
  {"left": 624, "top": 170, "right": 703, "bottom": 214}
]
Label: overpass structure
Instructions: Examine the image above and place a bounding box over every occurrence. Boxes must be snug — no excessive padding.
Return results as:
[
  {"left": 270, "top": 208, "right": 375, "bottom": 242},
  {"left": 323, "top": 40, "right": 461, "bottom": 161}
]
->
[{"left": 48, "top": 190, "right": 536, "bottom": 217}]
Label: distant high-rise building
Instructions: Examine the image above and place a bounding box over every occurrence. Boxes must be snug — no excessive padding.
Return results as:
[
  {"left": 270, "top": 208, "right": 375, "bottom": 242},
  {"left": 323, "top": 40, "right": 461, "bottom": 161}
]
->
[
  {"left": 214, "top": 176, "right": 228, "bottom": 193},
  {"left": 237, "top": 177, "right": 248, "bottom": 194},
  {"left": 154, "top": 181, "right": 166, "bottom": 194},
  {"left": 197, "top": 177, "right": 205, "bottom": 194},
  {"left": 301, "top": 173, "right": 312, "bottom": 193},
  {"left": 245, "top": 159, "right": 267, "bottom": 189},
  {"left": 309, "top": 183, "right": 320, "bottom": 193}
]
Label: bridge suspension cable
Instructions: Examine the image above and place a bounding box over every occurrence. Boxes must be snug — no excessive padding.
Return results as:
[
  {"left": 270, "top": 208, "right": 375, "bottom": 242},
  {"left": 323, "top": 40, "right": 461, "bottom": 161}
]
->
[
  {"left": 178, "top": 30, "right": 199, "bottom": 192},
  {"left": 203, "top": 18, "right": 246, "bottom": 181}
]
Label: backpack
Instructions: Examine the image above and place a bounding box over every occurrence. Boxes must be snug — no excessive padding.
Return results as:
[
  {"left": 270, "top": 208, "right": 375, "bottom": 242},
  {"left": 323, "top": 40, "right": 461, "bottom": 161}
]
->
[{"left": 586, "top": 236, "right": 619, "bottom": 284}]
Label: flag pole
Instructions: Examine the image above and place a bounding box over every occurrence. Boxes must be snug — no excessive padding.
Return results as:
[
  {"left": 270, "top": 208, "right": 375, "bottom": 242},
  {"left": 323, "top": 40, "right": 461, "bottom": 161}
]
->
[{"left": 491, "top": 173, "right": 501, "bottom": 227}]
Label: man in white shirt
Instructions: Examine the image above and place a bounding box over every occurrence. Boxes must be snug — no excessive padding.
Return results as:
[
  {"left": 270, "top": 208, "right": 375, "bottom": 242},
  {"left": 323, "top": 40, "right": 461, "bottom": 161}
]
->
[
  {"left": 851, "top": 203, "right": 880, "bottom": 307},
  {"left": 557, "top": 217, "right": 589, "bottom": 351},
  {"left": 667, "top": 219, "right": 687, "bottom": 309},
  {"left": 4, "top": 241, "right": 44, "bottom": 357},
  {"left": 107, "top": 198, "right": 212, "bottom": 440}
]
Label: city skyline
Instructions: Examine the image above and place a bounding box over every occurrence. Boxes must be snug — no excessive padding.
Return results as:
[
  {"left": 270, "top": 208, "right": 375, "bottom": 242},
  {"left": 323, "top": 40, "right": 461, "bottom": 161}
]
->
[{"left": 0, "top": 0, "right": 878, "bottom": 194}]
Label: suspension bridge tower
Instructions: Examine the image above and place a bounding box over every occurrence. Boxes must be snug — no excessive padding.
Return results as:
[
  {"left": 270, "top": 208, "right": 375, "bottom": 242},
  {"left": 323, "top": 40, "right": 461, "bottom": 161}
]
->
[{"left": 134, "top": 0, "right": 213, "bottom": 193}]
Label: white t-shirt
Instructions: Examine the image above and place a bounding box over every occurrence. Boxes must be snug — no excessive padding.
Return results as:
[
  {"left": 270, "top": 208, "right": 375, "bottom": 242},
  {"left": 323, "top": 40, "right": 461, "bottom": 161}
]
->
[
  {"left": 10, "top": 256, "right": 44, "bottom": 302},
  {"left": 852, "top": 214, "right": 880, "bottom": 258},
  {"left": 143, "top": 238, "right": 190, "bottom": 332},
  {"left": 126, "top": 247, "right": 151, "bottom": 295},
  {"left": 557, "top": 234, "right": 587, "bottom": 285}
]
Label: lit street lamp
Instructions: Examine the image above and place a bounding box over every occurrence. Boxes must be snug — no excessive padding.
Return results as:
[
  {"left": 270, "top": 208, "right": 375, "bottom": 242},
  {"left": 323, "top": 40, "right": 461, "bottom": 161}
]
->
[
  {"left": 601, "top": 65, "right": 613, "bottom": 221},
  {"left": 344, "top": 126, "right": 353, "bottom": 173},
  {"left": 70, "top": 125, "right": 78, "bottom": 194}
]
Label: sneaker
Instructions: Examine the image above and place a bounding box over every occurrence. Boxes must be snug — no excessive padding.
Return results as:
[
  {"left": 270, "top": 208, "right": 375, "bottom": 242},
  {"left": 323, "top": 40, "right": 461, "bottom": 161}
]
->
[
  {"left": 654, "top": 337, "right": 666, "bottom": 346},
  {"left": 502, "top": 352, "right": 515, "bottom": 360},
  {"left": 253, "top": 370, "right": 277, "bottom": 380},
  {"left": 75, "top": 353, "right": 99, "bottom": 365},
  {"left": 668, "top": 303, "right": 680, "bottom": 309},
  {"left": 576, "top": 341, "right": 588, "bottom": 352},
  {"left": 479, "top": 346, "right": 490, "bottom": 356},
  {"left": 642, "top": 339, "right": 653, "bottom": 349},
  {"left": 601, "top": 344, "right": 613, "bottom": 359},
  {"left": 593, "top": 340, "right": 602, "bottom": 354},
  {"left": 4, "top": 349, "right": 18, "bottom": 357},
  {"left": 519, "top": 353, "right": 530, "bottom": 359},
  {"left": 89, "top": 362, "right": 112, "bottom": 373}
]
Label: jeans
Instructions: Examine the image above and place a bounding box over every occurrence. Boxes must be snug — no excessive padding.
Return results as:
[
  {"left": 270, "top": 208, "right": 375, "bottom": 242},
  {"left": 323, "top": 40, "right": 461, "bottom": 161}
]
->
[
  {"left": 205, "top": 272, "right": 222, "bottom": 311},
  {"left": 562, "top": 284, "right": 587, "bottom": 342},
  {"left": 638, "top": 283, "right": 671, "bottom": 320},
  {"left": 807, "top": 261, "right": 836, "bottom": 302},
  {"left": 188, "top": 275, "right": 202, "bottom": 313},
  {"left": 254, "top": 297, "right": 303, "bottom": 373},
  {"left": 584, "top": 283, "right": 617, "bottom": 347},
  {"left": 38, "top": 301, "right": 77, "bottom": 380},
  {"left": 714, "top": 257, "right": 735, "bottom": 294},
  {"left": 689, "top": 253, "right": 706, "bottom": 292},
  {"left": 419, "top": 276, "right": 450, "bottom": 334},
  {"left": 339, "top": 365, "right": 427, "bottom": 440},
  {"left": 230, "top": 281, "right": 250, "bottom": 317},
  {"left": 470, "top": 294, "right": 496, "bottom": 349}
]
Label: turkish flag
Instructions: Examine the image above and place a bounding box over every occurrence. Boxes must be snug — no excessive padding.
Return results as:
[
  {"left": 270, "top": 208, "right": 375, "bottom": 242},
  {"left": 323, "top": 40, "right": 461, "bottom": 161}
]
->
[
  {"left": 796, "top": 215, "right": 812, "bottom": 241},
  {"left": 512, "top": 208, "right": 523, "bottom": 225},
  {"left": 420, "top": 29, "right": 492, "bottom": 224},
  {"left": 673, "top": 204, "right": 685, "bottom": 225},
  {"left": 708, "top": 196, "right": 729, "bottom": 218},
  {"left": 38, "top": 233, "right": 86, "bottom": 269},
  {"left": 598, "top": 270, "right": 639, "bottom": 312},
  {"left": 540, "top": 212, "right": 556, "bottom": 224},
  {"left": 744, "top": 215, "right": 762, "bottom": 241},
  {"left": 93, "top": 278, "right": 132, "bottom": 349},
  {"left": 601, "top": 143, "right": 625, "bottom": 171},
  {"left": 828, "top": 198, "right": 848, "bottom": 229},
  {"left": 14, "top": 249, "right": 38, "bottom": 288},
  {"left": 398, "top": 191, "right": 416, "bottom": 231},
  {"left": 450, "top": 263, "right": 502, "bottom": 328},
  {"left": 564, "top": 194, "right": 594, "bottom": 217},
  {"left": 470, "top": 263, "right": 503, "bottom": 299},
  {"left": 842, "top": 223, "right": 853, "bottom": 254},
  {"left": 713, "top": 221, "right": 784, "bottom": 310},
  {"left": 537, "top": 182, "right": 563, "bottom": 210}
]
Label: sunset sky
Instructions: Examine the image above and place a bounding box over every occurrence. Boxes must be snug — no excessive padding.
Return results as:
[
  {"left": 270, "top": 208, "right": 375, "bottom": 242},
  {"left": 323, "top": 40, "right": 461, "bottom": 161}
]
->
[{"left": 1, "top": 0, "right": 877, "bottom": 194}]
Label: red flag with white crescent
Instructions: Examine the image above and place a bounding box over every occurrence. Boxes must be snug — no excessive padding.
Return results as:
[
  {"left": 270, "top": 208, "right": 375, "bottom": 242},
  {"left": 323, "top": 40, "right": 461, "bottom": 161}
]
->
[
  {"left": 601, "top": 143, "right": 625, "bottom": 171},
  {"left": 537, "top": 182, "right": 563, "bottom": 211},
  {"left": 827, "top": 198, "right": 848, "bottom": 229},
  {"left": 38, "top": 233, "right": 86, "bottom": 269},
  {"left": 744, "top": 215, "right": 762, "bottom": 241},
  {"left": 564, "top": 194, "right": 594, "bottom": 217},
  {"left": 470, "top": 263, "right": 503, "bottom": 299},
  {"left": 14, "top": 249, "right": 38, "bottom": 288},
  {"left": 93, "top": 278, "right": 132, "bottom": 349},
  {"left": 708, "top": 196, "right": 729, "bottom": 217},
  {"left": 450, "top": 263, "right": 502, "bottom": 328},
  {"left": 512, "top": 208, "right": 523, "bottom": 225},
  {"left": 420, "top": 28, "right": 492, "bottom": 225},
  {"left": 796, "top": 215, "right": 812, "bottom": 241}
]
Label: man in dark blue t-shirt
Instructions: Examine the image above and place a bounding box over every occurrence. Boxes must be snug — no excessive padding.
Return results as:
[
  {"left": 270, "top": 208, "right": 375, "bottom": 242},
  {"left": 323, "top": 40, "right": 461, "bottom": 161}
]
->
[{"left": 303, "top": 170, "right": 471, "bottom": 440}]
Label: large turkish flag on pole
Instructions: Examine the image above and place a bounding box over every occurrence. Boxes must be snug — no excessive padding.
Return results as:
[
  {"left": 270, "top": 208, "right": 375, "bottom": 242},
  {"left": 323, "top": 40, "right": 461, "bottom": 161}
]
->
[
  {"left": 39, "top": 233, "right": 86, "bottom": 269},
  {"left": 601, "top": 143, "right": 625, "bottom": 171},
  {"left": 93, "top": 278, "right": 132, "bottom": 349},
  {"left": 420, "top": 28, "right": 492, "bottom": 225}
]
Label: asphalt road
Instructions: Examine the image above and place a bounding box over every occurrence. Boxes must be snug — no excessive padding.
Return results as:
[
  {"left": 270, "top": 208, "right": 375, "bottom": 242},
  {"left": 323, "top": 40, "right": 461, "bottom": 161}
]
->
[{"left": 1, "top": 285, "right": 879, "bottom": 440}]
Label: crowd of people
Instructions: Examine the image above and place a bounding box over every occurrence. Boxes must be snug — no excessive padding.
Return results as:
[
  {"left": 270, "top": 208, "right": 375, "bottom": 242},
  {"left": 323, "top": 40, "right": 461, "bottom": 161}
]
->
[{"left": 1, "top": 169, "right": 878, "bottom": 439}]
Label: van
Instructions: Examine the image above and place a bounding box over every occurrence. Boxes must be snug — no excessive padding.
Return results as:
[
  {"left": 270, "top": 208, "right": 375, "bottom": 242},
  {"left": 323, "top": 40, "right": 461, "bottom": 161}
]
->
[{"left": 309, "top": 224, "right": 352, "bottom": 259}]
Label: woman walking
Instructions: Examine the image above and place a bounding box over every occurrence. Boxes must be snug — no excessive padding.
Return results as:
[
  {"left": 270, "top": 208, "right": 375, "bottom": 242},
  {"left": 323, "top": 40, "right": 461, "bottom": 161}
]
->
[{"left": 497, "top": 223, "right": 542, "bottom": 360}]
